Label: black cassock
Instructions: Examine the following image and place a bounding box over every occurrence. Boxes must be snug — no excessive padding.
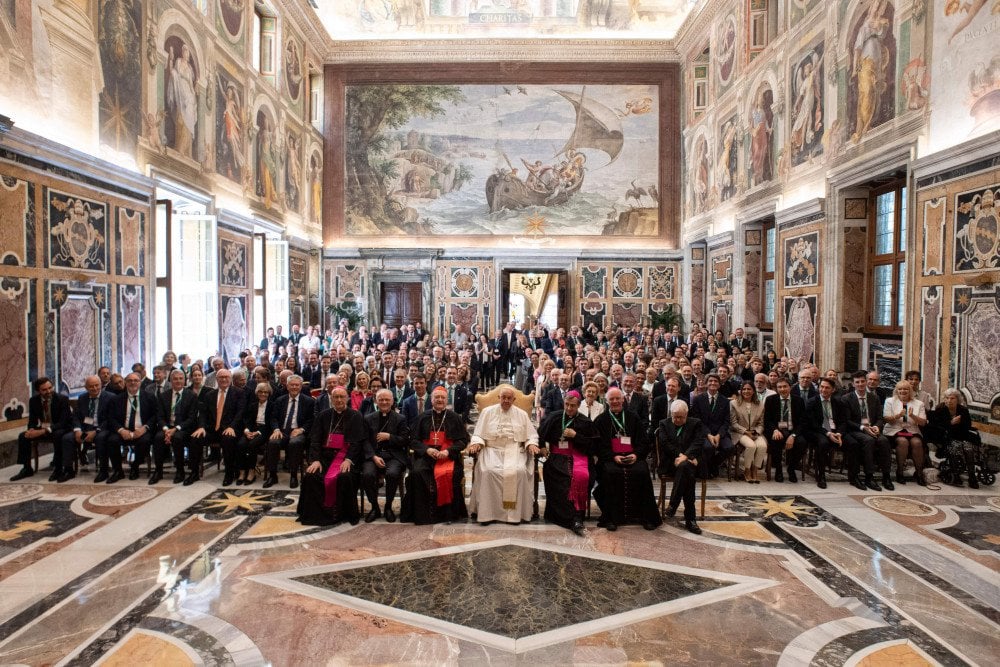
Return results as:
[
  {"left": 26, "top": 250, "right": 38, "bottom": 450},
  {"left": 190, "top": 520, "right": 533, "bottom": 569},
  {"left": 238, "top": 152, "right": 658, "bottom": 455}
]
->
[
  {"left": 297, "top": 408, "right": 367, "bottom": 526},
  {"left": 537, "top": 410, "right": 600, "bottom": 529},
  {"left": 400, "top": 408, "right": 469, "bottom": 524},
  {"left": 593, "top": 408, "right": 662, "bottom": 527}
]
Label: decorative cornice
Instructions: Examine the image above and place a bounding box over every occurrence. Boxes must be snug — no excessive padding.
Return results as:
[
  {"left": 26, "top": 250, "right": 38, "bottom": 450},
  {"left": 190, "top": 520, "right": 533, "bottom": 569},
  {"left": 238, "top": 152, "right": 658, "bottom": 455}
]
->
[
  {"left": 280, "top": 0, "right": 338, "bottom": 62},
  {"left": 706, "top": 230, "right": 735, "bottom": 250},
  {"left": 327, "top": 38, "right": 680, "bottom": 64},
  {"left": 735, "top": 197, "right": 779, "bottom": 226},
  {"left": 913, "top": 130, "right": 1000, "bottom": 183},
  {"left": 675, "top": 0, "right": 720, "bottom": 57},
  {"left": 776, "top": 198, "right": 825, "bottom": 227},
  {"left": 358, "top": 248, "right": 444, "bottom": 260}
]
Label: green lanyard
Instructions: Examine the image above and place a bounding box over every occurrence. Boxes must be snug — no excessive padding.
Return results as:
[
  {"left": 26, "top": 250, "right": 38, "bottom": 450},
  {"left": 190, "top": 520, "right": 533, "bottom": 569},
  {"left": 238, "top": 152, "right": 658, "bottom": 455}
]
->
[
  {"left": 608, "top": 410, "right": 626, "bottom": 434},
  {"left": 561, "top": 413, "right": 575, "bottom": 431}
]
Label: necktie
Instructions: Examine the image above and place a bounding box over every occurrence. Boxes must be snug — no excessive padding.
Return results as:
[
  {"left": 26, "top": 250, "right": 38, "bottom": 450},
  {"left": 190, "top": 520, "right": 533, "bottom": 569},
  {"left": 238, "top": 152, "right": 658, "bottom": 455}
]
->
[
  {"left": 782, "top": 398, "right": 789, "bottom": 421},
  {"left": 285, "top": 397, "right": 297, "bottom": 430},
  {"left": 91, "top": 397, "right": 98, "bottom": 420},
  {"left": 43, "top": 398, "right": 51, "bottom": 424},
  {"left": 710, "top": 395, "right": 716, "bottom": 411},
  {"left": 216, "top": 391, "right": 225, "bottom": 430},
  {"left": 127, "top": 396, "right": 137, "bottom": 430},
  {"left": 860, "top": 396, "right": 868, "bottom": 419},
  {"left": 171, "top": 392, "right": 180, "bottom": 423},
  {"left": 448, "top": 385, "right": 454, "bottom": 406},
  {"left": 823, "top": 400, "right": 831, "bottom": 424}
]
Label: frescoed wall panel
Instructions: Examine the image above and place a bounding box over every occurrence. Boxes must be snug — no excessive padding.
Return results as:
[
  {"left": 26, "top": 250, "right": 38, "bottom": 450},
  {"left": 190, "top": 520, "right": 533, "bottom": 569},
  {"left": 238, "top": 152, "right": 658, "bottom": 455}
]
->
[
  {"left": 98, "top": 0, "right": 143, "bottom": 154},
  {"left": 789, "top": 39, "right": 825, "bottom": 168}
]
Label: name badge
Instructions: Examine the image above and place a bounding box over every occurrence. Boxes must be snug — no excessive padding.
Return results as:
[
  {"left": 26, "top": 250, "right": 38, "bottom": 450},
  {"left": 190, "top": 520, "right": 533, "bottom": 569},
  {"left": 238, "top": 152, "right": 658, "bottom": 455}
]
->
[
  {"left": 556, "top": 439, "right": 570, "bottom": 451},
  {"left": 620, "top": 436, "right": 631, "bottom": 446},
  {"left": 83, "top": 417, "right": 96, "bottom": 426},
  {"left": 861, "top": 417, "right": 870, "bottom": 426},
  {"left": 777, "top": 421, "right": 788, "bottom": 430}
]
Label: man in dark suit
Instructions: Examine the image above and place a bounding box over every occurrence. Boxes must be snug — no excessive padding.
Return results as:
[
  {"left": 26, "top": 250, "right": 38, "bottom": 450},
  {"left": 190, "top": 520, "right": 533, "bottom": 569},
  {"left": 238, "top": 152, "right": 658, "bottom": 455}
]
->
[
  {"left": 106, "top": 372, "right": 160, "bottom": 481},
  {"left": 273, "top": 325, "right": 288, "bottom": 351},
  {"left": 841, "top": 370, "right": 893, "bottom": 491},
  {"left": 807, "top": 377, "right": 849, "bottom": 489},
  {"left": 362, "top": 389, "right": 410, "bottom": 523},
  {"left": 11, "top": 376, "right": 73, "bottom": 482},
  {"left": 260, "top": 327, "right": 276, "bottom": 351},
  {"left": 265, "top": 374, "right": 314, "bottom": 488},
  {"left": 497, "top": 324, "right": 520, "bottom": 379},
  {"left": 866, "top": 370, "right": 892, "bottom": 407},
  {"left": 400, "top": 375, "right": 433, "bottom": 428},
  {"left": 688, "top": 374, "right": 733, "bottom": 475},
  {"left": 655, "top": 400, "right": 705, "bottom": 535},
  {"left": 150, "top": 369, "right": 201, "bottom": 485},
  {"left": 763, "top": 377, "right": 807, "bottom": 483},
  {"left": 432, "top": 366, "right": 470, "bottom": 421},
  {"left": 389, "top": 369, "right": 414, "bottom": 408},
  {"left": 729, "top": 327, "right": 753, "bottom": 353},
  {"left": 792, "top": 368, "right": 819, "bottom": 402},
  {"left": 287, "top": 323, "right": 304, "bottom": 346},
  {"left": 191, "top": 368, "right": 244, "bottom": 486},
  {"left": 67, "top": 375, "right": 116, "bottom": 483},
  {"left": 621, "top": 373, "right": 649, "bottom": 423},
  {"left": 539, "top": 372, "right": 570, "bottom": 417},
  {"left": 648, "top": 376, "right": 689, "bottom": 439}
]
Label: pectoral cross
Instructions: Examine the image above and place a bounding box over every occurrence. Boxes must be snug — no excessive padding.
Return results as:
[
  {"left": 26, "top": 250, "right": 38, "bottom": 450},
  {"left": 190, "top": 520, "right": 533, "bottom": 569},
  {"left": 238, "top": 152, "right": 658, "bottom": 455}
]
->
[{"left": 432, "top": 432, "right": 440, "bottom": 445}]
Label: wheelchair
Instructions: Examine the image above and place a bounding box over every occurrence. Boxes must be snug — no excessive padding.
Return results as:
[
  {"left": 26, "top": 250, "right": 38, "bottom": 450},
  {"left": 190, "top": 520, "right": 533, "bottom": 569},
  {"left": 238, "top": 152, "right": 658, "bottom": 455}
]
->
[{"left": 935, "top": 429, "right": 996, "bottom": 487}]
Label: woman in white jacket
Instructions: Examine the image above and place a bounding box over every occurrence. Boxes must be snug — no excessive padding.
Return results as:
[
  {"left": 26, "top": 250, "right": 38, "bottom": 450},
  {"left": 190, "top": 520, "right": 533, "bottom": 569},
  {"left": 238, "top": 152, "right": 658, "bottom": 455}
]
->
[{"left": 883, "top": 380, "right": 928, "bottom": 485}]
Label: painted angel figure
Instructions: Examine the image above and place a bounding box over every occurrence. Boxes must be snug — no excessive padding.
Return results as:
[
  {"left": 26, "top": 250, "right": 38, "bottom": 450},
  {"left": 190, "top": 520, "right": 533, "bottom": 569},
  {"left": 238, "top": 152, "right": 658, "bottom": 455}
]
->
[{"left": 216, "top": 74, "right": 246, "bottom": 180}]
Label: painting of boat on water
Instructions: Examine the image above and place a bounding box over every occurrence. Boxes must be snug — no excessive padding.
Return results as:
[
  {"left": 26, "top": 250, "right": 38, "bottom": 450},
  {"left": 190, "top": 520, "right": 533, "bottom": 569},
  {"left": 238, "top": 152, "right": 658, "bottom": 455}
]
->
[{"left": 344, "top": 83, "right": 660, "bottom": 236}]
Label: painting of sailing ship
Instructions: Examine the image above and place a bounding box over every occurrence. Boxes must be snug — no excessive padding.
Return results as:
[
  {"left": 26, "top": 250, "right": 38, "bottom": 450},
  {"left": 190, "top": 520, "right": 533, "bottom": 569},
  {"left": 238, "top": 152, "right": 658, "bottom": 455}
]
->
[{"left": 344, "top": 83, "right": 659, "bottom": 236}]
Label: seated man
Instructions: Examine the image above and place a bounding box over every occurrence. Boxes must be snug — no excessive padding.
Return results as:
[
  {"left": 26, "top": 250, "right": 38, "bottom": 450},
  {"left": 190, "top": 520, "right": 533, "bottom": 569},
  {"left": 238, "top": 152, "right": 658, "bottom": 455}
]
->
[
  {"left": 68, "top": 375, "right": 116, "bottom": 483},
  {"left": 106, "top": 373, "right": 160, "bottom": 481},
  {"left": 362, "top": 389, "right": 410, "bottom": 523},
  {"left": 399, "top": 374, "right": 432, "bottom": 428},
  {"left": 593, "top": 388, "right": 661, "bottom": 531},
  {"left": 401, "top": 386, "right": 469, "bottom": 524},
  {"left": 298, "top": 387, "right": 365, "bottom": 526},
  {"left": 807, "top": 377, "right": 848, "bottom": 489},
  {"left": 467, "top": 386, "right": 540, "bottom": 525},
  {"left": 763, "top": 377, "right": 806, "bottom": 482},
  {"left": 689, "top": 374, "right": 733, "bottom": 475},
  {"left": 538, "top": 391, "right": 600, "bottom": 536},
  {"left": 655, "top": 400, "right": 705, "bottom": 534},
  {"left": 11, "top": 377, "right": 73, "bottom": 482},
  {"left": 192, "top": 368, "right": 244, "bottom": 486},
  {"left": 150, "top": 369, "right": 200, "bottom": 485},
  {"left": 841, "top": 370, "right": 893, "bottom": 491},
  {"left": 265, "top": 375, "right": 314, "bottom": 488}
]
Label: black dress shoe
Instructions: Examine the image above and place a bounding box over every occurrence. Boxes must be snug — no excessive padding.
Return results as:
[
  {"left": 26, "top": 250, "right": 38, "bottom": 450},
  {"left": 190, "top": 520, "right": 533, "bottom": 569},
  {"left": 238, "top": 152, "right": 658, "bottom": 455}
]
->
[
  {"left": 851, "top": 478, "right": 867, "bottom": 491},
  {"left": 183, "top": 473, "right": 199, "bottom": 486},
  {"left": 817, "top": 477, "right": 828, "bottom": 489},
  {"left": 896, "top": 472, "right": 907, "bottom": 484},
  {"left": 685, "top": 520, "right": 702, "bottom": 535},
  {"left": 107, "top": 470, "right": 123, "bottom": 484},
  {"left": 866, "top": 479, "right": 882, "bottom": 492},
  {"left": 881, "top": 477, "right": 894, "bottom": 491},
  {"left": 172, "top": 471, "right": 185, "bottom": 484},
  {"left": 262, "top": 476, "right": 277, "bottom": 489},
  {"left": 128, "top": 468, "right": 139, "bottom": 481},
  {"left": 49, "top": 469, "right": 62, "bottom": 482},
  {"left": 969, "top": 477, "right": 980, "bottom": 489},
  {"left": 571, "top": 520, "right": 585, "bottom": 536},
  {"left": 384, "top": 507, "right": 397, "bottom": 523},
  {"left": 788, "top": 470, "right": 798, "bottom": 483},
  {"left": 604, "top": 522, "right": 617, "bottom": 532},
  {"left": 365, "top": 508, "right": 381, "bottom": 523},
  {"left": 222, "top": 474, "right": 235, "bottom": 487},
  {"left": 664, "top": 505, "right": 678, "bottom": 518},
  {"left": 11, "top": 467, "right": 35, "bottom": 482},
  {"left": 148, "top": 470, "right": 163, "bottom": 485},
  {"left": 774, "top": 470, "right": 784, "bottom": 483},
  {"left": 94, "top": 471, "right": 109, "bottom": 483},
  {"left": 289, "top": 475, "right": 299, "bottom": 489},
  {"left": 57, "top": 471, "right": 75, "bottom": 483},
  {"left": 643, "top": 522, "right": 658, "bottom": 531},
  {"left": 916, "top": 474, "right": 926, "bottom": 486},
  {"left": 349, "top": 516, "right": 361, "bottom": 526}
]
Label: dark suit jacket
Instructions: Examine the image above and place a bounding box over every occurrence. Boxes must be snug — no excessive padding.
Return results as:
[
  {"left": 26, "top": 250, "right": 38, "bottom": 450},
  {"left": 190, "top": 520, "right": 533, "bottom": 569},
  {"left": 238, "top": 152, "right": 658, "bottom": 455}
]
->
[
  {"left": 763, "top": 393, "right": 807, "bottom": 440},
  {"left": 199, "top": 387, "right": 245, "bottom": 434},
  {"left": 791, "top": 383, "right": 819, "bottom": 402},
  {"left": 806, "top": 395, "right": 848, "bottom": 439},
  {"left": 539, "top": 384, "right": 565, "bottom": 415},
  {"left": 27, "top": 393, "right": 74, "bottom": 433},
  {"left": 271, "top": 392, "right": 315, "bottom": 434},
  {"left": 689, "top": 392, "right": 731, "bottom": 440},
  {"left": 400, "top": 392, "right": 432, "bottom": 427},
  {"left": 648, "top": 393, "right": 688, "bottom": 438},
  {"left": 654, "top": 416, "right": 706, "bottom": 475},
  {"left": 364, "top": 409, "right": 410, "bottom": 466},
  {"left": 242, "top": 398, "right": 274, "bottom": 432},
  {"left": 431, "top": 382, "right": 469, "bottom": 416},
  {"left": 840, "top": 391, "right": 886, "bottom": 434},
  {"left": 71, "top": 390, "right": 115, "bottom": 433},
  {"left": 389, "top": 383, "right": 414, "bottom": 408},
  {"left": 108, "top": 391, "right": 159, "bottom": 433},
  {"left": 622, "top": 392, "right": 649, "bottom": 422},
  {"left": 157, "top": 388, "right": 200, "bottom": 431}
]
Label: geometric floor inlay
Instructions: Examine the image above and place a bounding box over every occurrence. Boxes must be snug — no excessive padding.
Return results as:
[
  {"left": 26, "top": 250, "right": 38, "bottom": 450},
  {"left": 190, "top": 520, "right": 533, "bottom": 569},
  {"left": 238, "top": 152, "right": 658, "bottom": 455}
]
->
[{"left": 253, "top": 538, "right": 776, "bottom": 652}]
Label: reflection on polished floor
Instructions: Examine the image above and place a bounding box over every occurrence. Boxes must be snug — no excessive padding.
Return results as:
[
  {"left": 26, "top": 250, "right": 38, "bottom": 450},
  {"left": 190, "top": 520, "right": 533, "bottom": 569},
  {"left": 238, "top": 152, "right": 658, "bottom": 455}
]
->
[{"left": 1, "top": 457, "right": 998, "bottom": 666}]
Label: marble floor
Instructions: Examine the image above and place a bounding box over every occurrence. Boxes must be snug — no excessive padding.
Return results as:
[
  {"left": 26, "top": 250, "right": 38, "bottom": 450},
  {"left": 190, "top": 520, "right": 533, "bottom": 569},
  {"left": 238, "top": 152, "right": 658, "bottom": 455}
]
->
[{"left": 1, "top": 455, "right": 998, "bottom": 666}]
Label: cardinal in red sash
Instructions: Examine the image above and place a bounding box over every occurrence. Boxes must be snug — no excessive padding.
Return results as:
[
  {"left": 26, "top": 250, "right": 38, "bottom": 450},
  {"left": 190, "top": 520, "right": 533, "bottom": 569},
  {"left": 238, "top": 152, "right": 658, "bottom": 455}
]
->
[{"left": 401, "top": 386, "right": 469, "bottom": 524}]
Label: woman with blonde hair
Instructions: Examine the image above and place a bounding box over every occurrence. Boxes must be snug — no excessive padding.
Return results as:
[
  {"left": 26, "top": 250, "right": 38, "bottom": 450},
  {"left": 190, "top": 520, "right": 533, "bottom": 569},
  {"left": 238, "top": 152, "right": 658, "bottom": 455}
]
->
[
  {"left": 350, "top": 371, "right": 370, "bottom": 411},
  {"left": 883, "top": 379, "right": 928, "bottom": 485},
  {"left": 731, "top": 381, "right": 767, "bottom": 482},
  {"left": 580, "top": 381, "right": 605, "bottom": 420}
]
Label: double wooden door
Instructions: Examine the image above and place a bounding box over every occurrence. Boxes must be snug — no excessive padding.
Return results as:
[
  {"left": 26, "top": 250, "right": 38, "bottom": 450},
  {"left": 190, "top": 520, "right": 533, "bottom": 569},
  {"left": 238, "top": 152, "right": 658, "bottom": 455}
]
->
[{"left": 381, "top": 282, "right": 422, "bottom": 329}]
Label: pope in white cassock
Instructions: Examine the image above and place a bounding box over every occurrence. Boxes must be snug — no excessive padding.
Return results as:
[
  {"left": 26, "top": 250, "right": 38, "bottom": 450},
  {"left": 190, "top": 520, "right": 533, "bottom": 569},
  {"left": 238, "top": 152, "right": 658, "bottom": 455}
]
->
[{"left": 467, "top": 386, "right": 540, "bottom": 524}]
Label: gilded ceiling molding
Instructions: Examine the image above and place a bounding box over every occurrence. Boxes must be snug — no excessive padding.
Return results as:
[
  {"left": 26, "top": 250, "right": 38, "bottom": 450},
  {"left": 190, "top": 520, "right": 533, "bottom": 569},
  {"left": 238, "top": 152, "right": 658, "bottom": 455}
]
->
[
  {"left": 280, "top": 0, "right": 338, "bottom": 62},
  {"left": 327, "top": 39, "right": 681, "bottom": 64}
]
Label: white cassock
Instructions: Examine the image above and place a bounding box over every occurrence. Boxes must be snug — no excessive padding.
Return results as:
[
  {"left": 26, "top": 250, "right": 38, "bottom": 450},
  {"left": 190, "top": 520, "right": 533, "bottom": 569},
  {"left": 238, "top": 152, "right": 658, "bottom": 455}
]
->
[{"left": 468, "top": 403, "right": 539, "bottom": 523}]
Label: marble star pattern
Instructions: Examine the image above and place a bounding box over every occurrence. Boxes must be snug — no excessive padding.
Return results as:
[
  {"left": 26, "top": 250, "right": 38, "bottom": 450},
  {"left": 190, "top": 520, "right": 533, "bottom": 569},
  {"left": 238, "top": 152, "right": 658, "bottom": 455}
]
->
[{"left": 198, "top": 490, "right": 273, "bottom": 515}]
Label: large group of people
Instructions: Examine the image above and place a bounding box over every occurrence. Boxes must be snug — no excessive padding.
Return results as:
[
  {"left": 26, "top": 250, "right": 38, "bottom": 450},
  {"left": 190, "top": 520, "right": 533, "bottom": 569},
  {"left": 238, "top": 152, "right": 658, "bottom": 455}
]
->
[{"left": 9, "top": 317, "right": 989, "bottom": 535}]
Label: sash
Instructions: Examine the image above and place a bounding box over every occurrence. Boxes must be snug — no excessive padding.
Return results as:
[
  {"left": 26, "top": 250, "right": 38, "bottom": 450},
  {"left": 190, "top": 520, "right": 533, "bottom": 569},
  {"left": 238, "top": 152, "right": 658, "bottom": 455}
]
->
[
  {"left": 500, "top": 440, "right": 520, "bottom": 510},
  {"left": 553, "top": 440, "right": 589, "bottom": 512},
  {"left": 611, "top": 436, "right": 633, "bottom": 455},
  {"left": 323, "top": 433, "right": 349, "bottom": 509},
  {"left": 427, "top": 431, "right": 455, "bottom": 507}
]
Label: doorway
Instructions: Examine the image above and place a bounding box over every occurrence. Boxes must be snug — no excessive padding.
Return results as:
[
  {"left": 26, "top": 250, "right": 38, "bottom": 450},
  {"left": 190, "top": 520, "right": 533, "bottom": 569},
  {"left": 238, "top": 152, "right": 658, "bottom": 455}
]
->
[
  {"left": 380, "top": 282, "right": 422, "bottom": 329},
  {"left": 502, "top": 270, "right": 568, "bottom": 332}
]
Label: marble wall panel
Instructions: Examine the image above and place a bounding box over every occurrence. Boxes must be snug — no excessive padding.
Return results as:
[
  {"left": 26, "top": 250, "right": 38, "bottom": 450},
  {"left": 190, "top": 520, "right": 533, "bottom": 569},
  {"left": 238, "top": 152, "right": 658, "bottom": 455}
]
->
[
  {"left": 842, "top": 226, "right": 867, "bottom": 332},
  {"left": 953, "top": 184, "right": 1000, "bottom": 273},
  {"left": 712, "top": 300, "right": 732, "bottom": 336},
  {"left": 0, "top": 277, "right": 32, "bottom": 423},
  {"left": 783, "top": 295, "right": 817, "bottom": 363},
  {"left": 744, "top": 249, "right": 762, "bottom": 327},
  {"left": 220, "top": 295, "right": 247, "bottom": 368},
  {"left": 219, "top": 238, "right": 247, "bottom": 288},
  {"left": 922, "top": 197, "right": 946, "bottom": 276},
  {"left": 581, "top": 266, "right": 606, "bottom": 299},
  {"left": 59, "top": 296, "right": 98, "bottom": 394},
  {"left": 450, "top": 268, "right": 479, "bottom": 299},
  {"left": 612, "top": 303, "right": 641, "bottom": 328},
  {"left": 0, "top": 175, "right": 34, "bottom": 267},
  {"left": 335, "top": 264, "right": 364, "bottom": 299},
  {"left": 449, "top": 303, "right": 478, "bottom": 331},
  {"left": 691, "top": 262, "right": 705, "bottom": 326},
  {"left": 710, "top": 252, "right": 733, "bottom": 298},
  {"left": 784, "top": 231, "right": 819, "bottom": 288},
  {"left": 581, "top": 301, "right": 606, "bottom": 332},
  {"left": 920, "top": 286, "right": 942, "bottom": 403},
  {"left": 954, "top": 289, "right": 1000, "bottom": 412},
  {"left": 46, "top": 190, "right": 108, "bottom": 273},
  {"left": 868, "top": 340, "right": 903, "bottom": 390},
  {"left": 289, "top": 253, "right": 307, "bottom": 299},
  {"left": 648, "top": 265, "right": 675, "bottom": 301},
  {"left": 115, "top": 207, "right": 144, "bottom": 277},
  {"left": 612, "top": 267, "right": 643, "bottom": 299},
  {"left": 118, "top": 284, "right": 143, "bottom": 375}
]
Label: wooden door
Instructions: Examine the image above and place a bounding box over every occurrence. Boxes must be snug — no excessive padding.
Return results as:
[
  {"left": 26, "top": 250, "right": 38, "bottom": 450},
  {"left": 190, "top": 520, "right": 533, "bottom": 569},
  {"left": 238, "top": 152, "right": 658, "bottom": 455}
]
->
[{"left": 381, "top": 282, "right": 422, "bottom": 328}]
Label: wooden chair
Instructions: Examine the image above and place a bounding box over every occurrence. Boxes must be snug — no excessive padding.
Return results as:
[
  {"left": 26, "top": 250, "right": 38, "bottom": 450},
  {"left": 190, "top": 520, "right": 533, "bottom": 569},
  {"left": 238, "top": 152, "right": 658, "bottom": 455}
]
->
[{"left": 654, "top": 435, "right": 707, "bottom": 520}]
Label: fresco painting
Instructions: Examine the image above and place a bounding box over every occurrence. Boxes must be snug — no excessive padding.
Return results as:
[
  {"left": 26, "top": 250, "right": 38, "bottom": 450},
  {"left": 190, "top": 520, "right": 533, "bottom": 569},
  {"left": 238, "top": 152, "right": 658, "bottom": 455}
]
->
[
  {"left": 790, "top": 41, "right": 825, "bottom": 167},
  {"left": 98, "top": 0, "right": 143, "bottom": 153},
  {"left": 747, "top": 81, "right": 774, "bottom": 187},
  {"left": 344, "top": 83, "right": 660, "bottom": 236},
  {"left": 717, "top": 113, "right": 738, "bottom": 202},
  {"left": 847, "top": 0, "right": 896, "bottom": 144},
  {"left": 215, "top": 68, "right": 247, "bottom": 185},
  {"left": 163, "top": 34, "right": 200, "bottom": 160}
]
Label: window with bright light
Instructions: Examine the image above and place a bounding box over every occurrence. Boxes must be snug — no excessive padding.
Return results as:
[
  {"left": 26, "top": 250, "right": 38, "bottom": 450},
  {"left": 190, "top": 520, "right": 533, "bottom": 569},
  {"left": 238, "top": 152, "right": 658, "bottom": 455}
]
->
[
  {"left": 868, "top": 183, "right": 907, "bottom": 331},
  {"left": 265, "top": 238, "right": 288, "bottom": 333},
  {"left": 253, "top": 3, "right": 276, "bottom": 76},
  {"left": 762, "top": 221, "right": 775, "bottom": 327},
  {"left": 172, "top": 215, "right": 219, "bottom": 360}
]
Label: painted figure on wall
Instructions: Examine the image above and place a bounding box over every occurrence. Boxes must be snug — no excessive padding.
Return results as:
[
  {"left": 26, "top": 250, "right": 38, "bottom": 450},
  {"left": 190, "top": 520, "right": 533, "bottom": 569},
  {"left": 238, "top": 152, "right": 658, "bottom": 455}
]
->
[
  {"left": 717, "top": 116, "right": 738, "bottom": 202},
  {"left": 219, "top": 0, "right": 244, "bottom": 38},
  {"left": 215, "top": 72, "right": 245, "bottom": 183},
  {"left": 849, "top": 0, "right": 895, "bottom": 144},
  {"left": 164, "top": 36, "right": 199, "bottom": 159},
  {"left": 284, "top": 39, "right": 303, "bottom": 102},
  {"left": 790, "top": 43, "right": 824, "bottom": 166},
  {"left": 749, "top": 83, "right": 774, "bottom": 187},
  {"left": 309, "top": 152, "right": 322, "bottom": 223},
  {"left": 255, "top": 110, "right": 279, "bottom": 209},
  {"left": 98, "top": 0, "right": 142, "bottom": 154},
  {"left": 901, "top": 57, "right": 929, "bottom": 111},
  {"left": 716, "top": 14, "right": 737, "bottom": 89},
  {"left": 692, "top": 134, "right": 710, "bottom": 215},
  {"left": 285, "top": 131, "right": 302, "bottom": 212}
]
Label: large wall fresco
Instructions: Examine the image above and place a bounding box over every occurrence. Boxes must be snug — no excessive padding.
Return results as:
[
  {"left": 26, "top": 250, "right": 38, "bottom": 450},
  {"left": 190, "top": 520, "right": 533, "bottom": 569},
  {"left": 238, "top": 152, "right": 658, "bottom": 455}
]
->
[{"left": 98, "top": 0, "right": 144, "bottom": 154}]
